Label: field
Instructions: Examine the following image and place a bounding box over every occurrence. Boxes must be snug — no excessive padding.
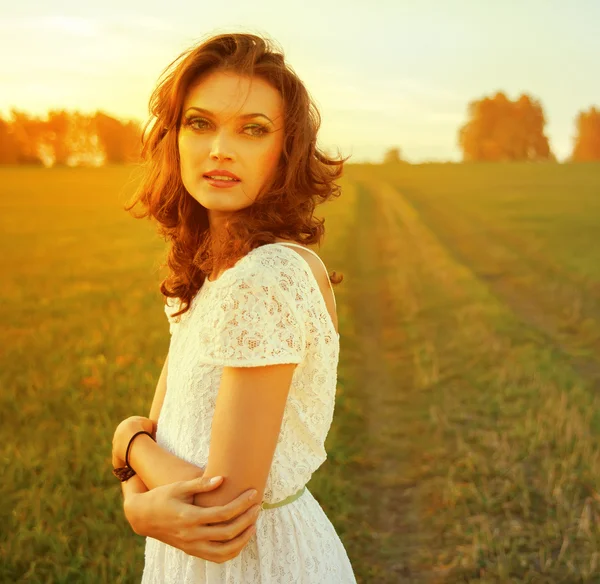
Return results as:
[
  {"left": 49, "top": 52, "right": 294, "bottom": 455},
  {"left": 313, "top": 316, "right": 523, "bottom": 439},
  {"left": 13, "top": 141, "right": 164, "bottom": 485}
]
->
[{"left": 1, "top": 162, "right": 600, "bottom": 583}]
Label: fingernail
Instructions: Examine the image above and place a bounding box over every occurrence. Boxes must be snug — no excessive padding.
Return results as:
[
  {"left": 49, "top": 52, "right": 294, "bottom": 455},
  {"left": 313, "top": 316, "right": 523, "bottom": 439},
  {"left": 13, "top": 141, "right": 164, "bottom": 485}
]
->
[
  {"left": 210, "top": 476, "right": 222, "bottom": 484},
  {"left": 248, "top": 490, "right": 257, "bottom": 501}
]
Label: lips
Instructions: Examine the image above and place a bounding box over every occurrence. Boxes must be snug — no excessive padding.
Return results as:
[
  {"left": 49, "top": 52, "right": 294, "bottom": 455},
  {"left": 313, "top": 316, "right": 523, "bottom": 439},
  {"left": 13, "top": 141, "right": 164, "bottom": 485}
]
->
[{"left": 202, "top": 169, "right": 241, "bottom": 181}]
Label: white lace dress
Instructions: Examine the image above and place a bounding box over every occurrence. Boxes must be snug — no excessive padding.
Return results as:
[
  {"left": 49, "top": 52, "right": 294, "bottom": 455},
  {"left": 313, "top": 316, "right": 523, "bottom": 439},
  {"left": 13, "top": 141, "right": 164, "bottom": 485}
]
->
[{"left": 141, "top": 243, "right": 357, "bottom": 583}]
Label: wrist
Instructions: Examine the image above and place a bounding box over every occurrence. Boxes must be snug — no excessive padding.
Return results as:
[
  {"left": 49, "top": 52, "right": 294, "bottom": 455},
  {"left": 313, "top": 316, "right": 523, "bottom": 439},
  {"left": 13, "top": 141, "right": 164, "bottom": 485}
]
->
[
  {"left": 123, "top": 492, "right": 145, "bottom": 536},
  {"left": 112, "top": 450, "right": 126, "bottom": 470},
  {"left": 114, "top": 420, "right": 142, "bottom": 464}
]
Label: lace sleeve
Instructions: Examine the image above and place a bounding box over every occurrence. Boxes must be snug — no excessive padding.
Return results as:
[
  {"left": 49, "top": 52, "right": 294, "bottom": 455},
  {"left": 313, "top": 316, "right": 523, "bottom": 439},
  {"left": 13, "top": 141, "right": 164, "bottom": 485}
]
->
[{"left": 197, "top": 268, "right": 307, "bottom": 367}]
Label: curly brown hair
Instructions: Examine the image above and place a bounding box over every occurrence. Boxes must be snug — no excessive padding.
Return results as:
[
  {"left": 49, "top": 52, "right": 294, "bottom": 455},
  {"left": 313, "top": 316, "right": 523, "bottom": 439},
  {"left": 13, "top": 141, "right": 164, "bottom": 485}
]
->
[{"left": 124, "top": 32, "right": 349, "bottom": 319}]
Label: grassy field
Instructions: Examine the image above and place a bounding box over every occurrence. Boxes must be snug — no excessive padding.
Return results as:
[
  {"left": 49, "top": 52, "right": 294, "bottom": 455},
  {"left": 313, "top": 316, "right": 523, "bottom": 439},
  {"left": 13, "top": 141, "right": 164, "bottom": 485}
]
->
[{"left": 1, "top": 162, "right": 600, "bottom": 583}]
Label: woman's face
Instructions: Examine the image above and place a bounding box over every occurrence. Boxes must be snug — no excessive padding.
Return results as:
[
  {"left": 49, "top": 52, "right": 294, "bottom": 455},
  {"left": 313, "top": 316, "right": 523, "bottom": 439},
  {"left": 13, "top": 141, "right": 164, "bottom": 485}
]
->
[{"left": 178, "top": 71, "right": 285, "bottom": 223}]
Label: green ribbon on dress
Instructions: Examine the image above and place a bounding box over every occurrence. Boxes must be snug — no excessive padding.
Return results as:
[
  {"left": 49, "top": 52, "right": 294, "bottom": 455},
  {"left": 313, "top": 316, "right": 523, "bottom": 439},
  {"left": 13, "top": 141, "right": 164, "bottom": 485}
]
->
[{"left": 261, "top": 486, "right": 306, "bottom": 510}]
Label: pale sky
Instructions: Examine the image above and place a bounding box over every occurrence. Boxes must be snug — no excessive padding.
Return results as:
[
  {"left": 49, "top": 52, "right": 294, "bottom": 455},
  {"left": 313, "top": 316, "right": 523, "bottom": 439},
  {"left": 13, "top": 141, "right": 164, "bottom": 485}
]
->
[{"left": 1, "top": 0, "right": 598, "bottom": 163}]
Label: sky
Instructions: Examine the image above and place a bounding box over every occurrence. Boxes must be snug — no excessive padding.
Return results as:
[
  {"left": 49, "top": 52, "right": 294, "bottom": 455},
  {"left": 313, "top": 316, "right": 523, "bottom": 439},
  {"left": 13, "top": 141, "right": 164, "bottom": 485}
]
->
[{"left": 1, "top": 0, "right": 598, "bottom": 163}]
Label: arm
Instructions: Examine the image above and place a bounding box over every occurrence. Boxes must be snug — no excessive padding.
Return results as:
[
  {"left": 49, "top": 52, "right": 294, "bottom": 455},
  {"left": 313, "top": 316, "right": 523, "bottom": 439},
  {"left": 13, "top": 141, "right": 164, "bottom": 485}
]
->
[
  {"left": 119, "top": 352, "right": 171, "bottom": 501},
  {"left": 125, "top": 363, "right": 295, "bottom": 497},
  {"left": 115, "top": 355, "right": 259, "bottom": 549},
  {"left": 126, "top": 434, "right": 205, "bottom": 489},
  {"left": 125, "top": 266, "right": 301, "bottom": 507},
  {"left": 121, "top": 473, "right": 149, "bottom": 530},
  {"left": 192, "top": 363, "right": 297, "bottom": 509},
  {"left": 149, "top": 350, "right": 170, "bottom": 429},
  {"left": 183, "top": 266, "right": 305, "bottom": 509}
]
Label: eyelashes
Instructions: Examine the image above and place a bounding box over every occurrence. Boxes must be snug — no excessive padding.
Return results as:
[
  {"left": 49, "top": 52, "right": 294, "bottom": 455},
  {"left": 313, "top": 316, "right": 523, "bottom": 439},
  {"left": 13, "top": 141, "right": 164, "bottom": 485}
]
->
[{"left": 182, "top": 117, "right": 270, "bottom": 137}]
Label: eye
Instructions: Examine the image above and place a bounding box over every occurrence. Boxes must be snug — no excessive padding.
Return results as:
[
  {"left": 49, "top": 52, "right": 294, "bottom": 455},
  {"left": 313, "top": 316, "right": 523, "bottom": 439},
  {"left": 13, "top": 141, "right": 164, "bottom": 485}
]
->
[
  {"left": 182, "top": 117, "right": 269, "bottom": 137},
  {"left": 184, "top": 117, "right": 209, "bottom": 130},
  {"left": 244, "top": 124, "right": 269, "bottom": 137}
]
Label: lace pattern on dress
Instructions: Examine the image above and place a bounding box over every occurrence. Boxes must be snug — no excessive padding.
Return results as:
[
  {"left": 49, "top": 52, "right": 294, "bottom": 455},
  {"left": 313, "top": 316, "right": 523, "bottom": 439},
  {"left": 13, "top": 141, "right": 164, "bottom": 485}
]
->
[{"left": 146, "top": 244, "right": 355, "bottom": 583}]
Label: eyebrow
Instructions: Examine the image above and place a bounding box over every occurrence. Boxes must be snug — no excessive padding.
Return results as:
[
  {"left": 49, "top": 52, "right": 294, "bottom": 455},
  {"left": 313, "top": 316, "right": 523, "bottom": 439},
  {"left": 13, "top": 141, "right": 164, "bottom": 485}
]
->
[{"left": 184, "top": 107, "right": 274, "bottom": 124}]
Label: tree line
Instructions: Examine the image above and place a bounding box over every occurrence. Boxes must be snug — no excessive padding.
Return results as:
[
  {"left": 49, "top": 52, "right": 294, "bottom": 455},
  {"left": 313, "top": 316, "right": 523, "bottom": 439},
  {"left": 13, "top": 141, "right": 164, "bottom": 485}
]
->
[
  {"left": 385, "top": 92, "right": 599, "bottom": 163},
  {"left": 1, "top": 91, "right": 599, "bottom": 166},
  {"left": 0, "top": 109, "right": 141, "bottom": 166}
]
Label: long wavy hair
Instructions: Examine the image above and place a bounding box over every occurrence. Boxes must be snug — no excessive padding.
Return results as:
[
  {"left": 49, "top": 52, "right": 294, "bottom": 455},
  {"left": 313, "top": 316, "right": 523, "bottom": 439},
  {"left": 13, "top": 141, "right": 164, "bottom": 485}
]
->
[{"left": 124, "top": 32, "right": 349, "bottom": 319}]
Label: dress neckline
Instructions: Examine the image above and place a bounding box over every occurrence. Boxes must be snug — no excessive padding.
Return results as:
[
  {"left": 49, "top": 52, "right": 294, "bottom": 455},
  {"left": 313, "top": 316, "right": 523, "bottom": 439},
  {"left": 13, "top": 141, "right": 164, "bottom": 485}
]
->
[
  {"left": 203, "top": 243, "right": 307, "bottom": 285},
  {"left": 203, "top": 244, "right": 272, "bottom": 285}
]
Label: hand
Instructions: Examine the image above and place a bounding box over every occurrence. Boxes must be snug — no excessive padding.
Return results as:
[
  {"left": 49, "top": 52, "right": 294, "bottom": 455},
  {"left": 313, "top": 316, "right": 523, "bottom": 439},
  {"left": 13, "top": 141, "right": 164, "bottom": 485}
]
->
[
  {"left": 125, "top": 475, "right": 260, "bottom": 564},
  {"left": 112, "top": 416, "right": 156, "bottom": 468}
]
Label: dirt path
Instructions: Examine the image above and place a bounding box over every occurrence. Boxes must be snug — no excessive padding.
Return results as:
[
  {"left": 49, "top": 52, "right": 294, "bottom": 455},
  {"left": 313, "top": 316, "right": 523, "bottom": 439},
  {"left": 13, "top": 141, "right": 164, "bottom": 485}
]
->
[
  {"left": 341, "top": 176, "right": 600, "bottom": 582},
  {"left": 341, "top": 176, "right": 437, "bottom": 583}
]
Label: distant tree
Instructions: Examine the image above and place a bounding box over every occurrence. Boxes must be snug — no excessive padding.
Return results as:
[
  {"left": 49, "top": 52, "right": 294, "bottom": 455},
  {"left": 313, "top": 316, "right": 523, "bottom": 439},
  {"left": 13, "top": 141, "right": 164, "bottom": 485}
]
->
[
  {"left": 8, "top": 109, "right": 45, "bottom": 165},
  {"left": 0, "top": 117, "right": 19, "bottom": 164},
  {"left": 458, "top": 92, "right": 553, "bottom": 162},
  {"left": 570, "top": 106, "right": 600, "bottom": 161},
  {"left": 383, "top": 147, "right": 404, "bottom": 164},
  {"left": 69, "top": 112, "right": 104, "bottom": 166},
  {"left": 0, "top": 108, "right": 143, "bottom": 166},
  {"left": 9, "top": 110, "right": 100, "bottom": 166},
  {"left": 93, "top": 112, "right": 141, "bottom": 163},
  {"left": 44, "top": 110, "right": 73, "bottom": 166}
]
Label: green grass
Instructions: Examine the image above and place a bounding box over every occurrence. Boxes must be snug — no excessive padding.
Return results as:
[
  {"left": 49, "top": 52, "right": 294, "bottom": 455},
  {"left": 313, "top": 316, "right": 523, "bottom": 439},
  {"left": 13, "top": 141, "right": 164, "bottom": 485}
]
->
[{"left": 1, "top": 162, "right": 600, "bottom": 582}]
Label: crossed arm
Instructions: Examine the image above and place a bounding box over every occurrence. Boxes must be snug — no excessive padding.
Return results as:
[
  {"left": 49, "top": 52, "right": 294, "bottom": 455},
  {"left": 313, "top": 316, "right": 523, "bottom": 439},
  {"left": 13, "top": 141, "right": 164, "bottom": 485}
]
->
[{"left": 118, "top": 350, "right": 298, "bottom": 510}]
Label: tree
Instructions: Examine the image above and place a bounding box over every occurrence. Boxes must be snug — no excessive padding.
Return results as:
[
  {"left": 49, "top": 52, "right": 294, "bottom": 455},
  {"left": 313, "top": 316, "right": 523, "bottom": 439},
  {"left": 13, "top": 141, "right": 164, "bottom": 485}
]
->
[
  {"left": 458, "top": 92, "right": 553, "bottom": 162},
  {"left": 383, "top": 147, "right": 404, "bottom": 164},
  {"left": 93, "top": 112, "right": 141, "bottom": 163},
  {"left": 0, "top": 108, "right": 142, "bottom": 166},
  {"left": 43, "top": 110, "right": 73, "bottom": 166},
  {"left": 0, "top": 117, "right": 19, "bottom": 164},
  {"left": 570, "top": 106, "right": 600, "bottom": 161},
  {"left": 69, "top": 112, "right": 104, "bottom": 166},
  {"left": 8, "top": 109, "right": 45, "bottom": 165}
]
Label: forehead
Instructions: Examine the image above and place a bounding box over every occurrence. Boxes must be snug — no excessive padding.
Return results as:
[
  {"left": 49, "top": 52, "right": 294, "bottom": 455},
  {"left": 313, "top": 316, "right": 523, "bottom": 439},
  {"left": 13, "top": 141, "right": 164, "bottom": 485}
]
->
[{"left": 183, "top": 71, "right": 283, "bottom": 119}]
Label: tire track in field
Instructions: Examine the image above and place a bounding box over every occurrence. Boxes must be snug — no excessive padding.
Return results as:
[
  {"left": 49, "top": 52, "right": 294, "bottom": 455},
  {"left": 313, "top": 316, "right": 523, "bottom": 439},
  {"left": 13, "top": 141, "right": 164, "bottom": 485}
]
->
[
  {"left": 348, "top": 177, "right": 541, "bottom": 582},
  {"left": 398, "top": 189, "right": 600, "bottom": 390},
  {"left": 362, "top": 179, "right": 529, "bottom": 581},
  {"left": 344, "top": 176, "right": 437, "bottom": 583},
  {"left": 348, "top": 178, "right": 600, "bottom": 581}
]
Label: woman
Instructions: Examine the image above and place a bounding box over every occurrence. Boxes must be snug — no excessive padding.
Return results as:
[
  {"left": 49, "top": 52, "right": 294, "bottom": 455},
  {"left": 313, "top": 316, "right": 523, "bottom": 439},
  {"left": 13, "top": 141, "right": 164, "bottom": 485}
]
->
[{"left": 111, "top": 32, "right": 356, "bottom": 583}]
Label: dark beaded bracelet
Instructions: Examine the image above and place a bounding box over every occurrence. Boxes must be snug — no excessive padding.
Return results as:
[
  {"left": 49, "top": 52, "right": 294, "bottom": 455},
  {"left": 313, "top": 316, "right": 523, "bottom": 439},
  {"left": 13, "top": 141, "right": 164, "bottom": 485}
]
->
[{"left": 112, "top": 430, "right": 155, "bottom": 482}]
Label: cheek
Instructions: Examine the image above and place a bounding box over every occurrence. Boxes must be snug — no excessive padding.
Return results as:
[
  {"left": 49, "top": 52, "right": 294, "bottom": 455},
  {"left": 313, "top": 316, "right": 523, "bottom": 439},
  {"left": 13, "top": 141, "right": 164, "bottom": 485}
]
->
[
  {"left": 263, "top": 150, "right": 279, "bottom": 167},
  {"left": 260, "top": 140, "right": 283, "bottom": 173},
  {"left": 177, "top": 136, "right": 203, "bottom": 189},
  {"left": 178, "top": 135, "right": 198, "bottom": 165},
  {"left": 179, "top": 130, "right": 211, "bottom": 155}
]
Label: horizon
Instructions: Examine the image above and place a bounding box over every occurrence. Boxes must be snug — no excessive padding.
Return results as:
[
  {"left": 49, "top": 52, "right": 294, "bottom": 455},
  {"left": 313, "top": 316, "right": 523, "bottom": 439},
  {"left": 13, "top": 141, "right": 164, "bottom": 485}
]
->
[{"left": 1, "top": 0, "right": 599, "bottom": 163}]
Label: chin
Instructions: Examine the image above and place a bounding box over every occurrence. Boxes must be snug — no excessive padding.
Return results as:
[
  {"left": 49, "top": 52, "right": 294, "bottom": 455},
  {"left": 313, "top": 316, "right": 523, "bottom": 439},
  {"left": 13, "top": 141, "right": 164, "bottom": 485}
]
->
[{"left": 195, "top": 193, "right": 252, "bottom": 213}]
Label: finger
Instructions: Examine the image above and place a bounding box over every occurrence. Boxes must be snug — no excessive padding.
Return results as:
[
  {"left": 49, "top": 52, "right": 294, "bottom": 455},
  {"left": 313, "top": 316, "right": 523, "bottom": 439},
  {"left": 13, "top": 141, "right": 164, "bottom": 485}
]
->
[
  {"left": 176, "top": 475, "right": 223, "bottom": 496},
  {"left": 213, "top": 523, "right": 257, "bottom": 553},
  {"left": 189, "top": 523, "right": 257, "bottom": 562},
  {"left": 201, "top": 504, "right": 261, "bottom": 542},
  {"left": 202, "top": 488, "right": 258, "bottom": 525}
]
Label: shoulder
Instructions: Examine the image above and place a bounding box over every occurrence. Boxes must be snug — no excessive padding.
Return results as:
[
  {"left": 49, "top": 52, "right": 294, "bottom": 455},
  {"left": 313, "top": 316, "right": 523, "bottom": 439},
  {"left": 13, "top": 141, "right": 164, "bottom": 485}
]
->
[
  {"left": 236, "top": 244, "right": 315, "bottom": 289},
  {"left": 278, "top": 245, "right": 330, "bottom": 289},
  {"left": 252, "top": 243, "right": 332, "bottom": 299}
]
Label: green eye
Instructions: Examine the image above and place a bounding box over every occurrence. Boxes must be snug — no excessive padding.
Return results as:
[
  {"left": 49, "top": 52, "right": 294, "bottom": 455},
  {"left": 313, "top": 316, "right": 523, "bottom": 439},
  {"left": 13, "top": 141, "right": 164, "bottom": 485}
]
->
[
  {"left": 183, "top": 117, "right": 269, "bottom": 136},
  {"left": 184, "top": 117, "right": 209, "bottom": 130},
  {"left": 245, "top": 124, "right": 269, "bottom": 137}
]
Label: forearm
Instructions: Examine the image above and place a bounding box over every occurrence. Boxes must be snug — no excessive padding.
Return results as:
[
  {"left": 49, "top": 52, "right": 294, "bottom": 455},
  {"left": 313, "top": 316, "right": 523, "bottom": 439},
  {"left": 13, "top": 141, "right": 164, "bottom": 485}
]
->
[
  {"left": 127, "top": 434, "right": 205, "bottom": 490},
  {"left": 121, "top": 471, "right": 148, "bottom": 501},
  {"left": 121, "top": 473, "right": 149, "bottom": 535}
]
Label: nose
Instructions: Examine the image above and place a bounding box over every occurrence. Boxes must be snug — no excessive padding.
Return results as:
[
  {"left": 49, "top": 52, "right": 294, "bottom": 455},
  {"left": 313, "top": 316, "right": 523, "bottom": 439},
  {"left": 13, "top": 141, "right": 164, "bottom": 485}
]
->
[{"left": 209, "top": 131, "right": 234, "bottom": 162}]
